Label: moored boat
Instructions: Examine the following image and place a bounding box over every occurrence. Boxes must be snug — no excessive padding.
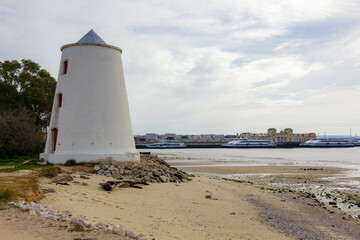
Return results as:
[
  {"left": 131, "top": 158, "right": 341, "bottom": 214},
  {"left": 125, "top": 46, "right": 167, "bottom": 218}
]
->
[
  {"left": 300, "top": 139, "right": 354, "bottom": 148},
  {"left": 349, "top": 139, "right": 360, "bottom": 147},
  {"left": 221, "top": 138, "right": 276, "bottom": 148},
  {"left": 146, "top": 141, "right": 186, "bottom": 149}
]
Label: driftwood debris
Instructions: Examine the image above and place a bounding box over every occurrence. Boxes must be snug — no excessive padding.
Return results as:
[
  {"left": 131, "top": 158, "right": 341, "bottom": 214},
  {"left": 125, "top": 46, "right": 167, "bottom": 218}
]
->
[
  {"left": 52, "top": 174, "right": 74, "bottom": 183},
  {"left": 41, "top": 188, "right": 56, "bottom": 194},
  {"left": 100, "top": 182, "right": 112, "bottom": 191},
  {"left": 56, "top": 182, "right": 69, "bottom": 186},
  {"left": 100, "top": 180, "right": 148, "bottom": 191}
]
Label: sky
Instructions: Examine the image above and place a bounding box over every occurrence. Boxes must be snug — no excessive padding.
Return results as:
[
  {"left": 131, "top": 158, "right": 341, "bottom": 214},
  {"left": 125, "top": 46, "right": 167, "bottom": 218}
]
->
[{"left": 1, "top": 0, "right": 360, "bottom": 135}]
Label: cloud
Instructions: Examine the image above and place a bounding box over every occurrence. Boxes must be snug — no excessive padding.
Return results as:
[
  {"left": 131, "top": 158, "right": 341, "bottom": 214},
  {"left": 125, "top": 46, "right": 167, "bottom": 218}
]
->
[{"left": 1, "top": 0, "right": 360, "bottom": 135}]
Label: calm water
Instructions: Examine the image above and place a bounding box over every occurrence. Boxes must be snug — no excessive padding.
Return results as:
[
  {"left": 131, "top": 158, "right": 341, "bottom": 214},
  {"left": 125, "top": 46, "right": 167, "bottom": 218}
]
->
[
  {"left": 153, "top": 148, "right": 360, "bottom": 214},
  {"left": 152, "top": 148, "right": 360, "bottom": 170}
]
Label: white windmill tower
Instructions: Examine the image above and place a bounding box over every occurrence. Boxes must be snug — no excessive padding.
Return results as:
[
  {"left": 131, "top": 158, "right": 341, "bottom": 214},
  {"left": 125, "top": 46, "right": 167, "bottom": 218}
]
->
[{"left": 40, "top": 30, "right": 139, "bottom": 163}]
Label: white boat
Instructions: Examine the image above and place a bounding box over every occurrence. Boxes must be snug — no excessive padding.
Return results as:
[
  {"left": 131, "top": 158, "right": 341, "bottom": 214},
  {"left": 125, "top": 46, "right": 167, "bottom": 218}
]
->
[
  {"left": 300, "top": 139, "right": 354, "bottom": 148},
  {"left": 221, "top": 138, "right": 276, "bottom": 148},
  {"left": 146, "top": 141, "right": 186, "bottom": 149},
  {"left": 349, "top": 139, "right": 360, "bottom": 147}
]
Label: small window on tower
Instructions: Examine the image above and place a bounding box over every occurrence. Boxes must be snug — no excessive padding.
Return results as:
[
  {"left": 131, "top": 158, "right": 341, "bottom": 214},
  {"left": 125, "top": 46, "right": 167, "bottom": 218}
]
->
[
  {"left": 58, "top": 93, "right": 62, "bottom": 108},
  {"left": 63, "top": 60, "right": 68, "bottom": 74},
  {"left": 52, "top": 128, "right": 58, "bottom": 152}
]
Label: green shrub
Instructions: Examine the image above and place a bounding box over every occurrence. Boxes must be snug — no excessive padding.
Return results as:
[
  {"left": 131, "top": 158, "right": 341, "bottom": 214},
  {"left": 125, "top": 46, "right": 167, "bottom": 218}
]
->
[
  {"left": 69, "top": 225, "right": 84, "bottom": 232},
  {"left": 65, "top": 159, "right": 77, "bottom": 166}
]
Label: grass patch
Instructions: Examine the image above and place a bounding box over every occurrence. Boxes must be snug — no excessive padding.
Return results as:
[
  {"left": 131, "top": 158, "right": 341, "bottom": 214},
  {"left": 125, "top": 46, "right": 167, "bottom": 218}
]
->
[
  {"left": 73, "top": 238, "right": 96, "bottom": 240},
  {"left": 69, "top": 225, "right": 85, "bottom": 232},
  {"left": 345, "top": 193, "right": 360, "bottom": 206},
  {"left": 0, "top": 166, "right": 60, "bottom": 202},
  {"left": 36, "top": 167, "right": 61, "bottom": 178},
  {"left": 0, "top": 172, "right": 45, "bottom": 202},
  {"left": 0, "top": 154, "right": 38, "bottom": 166},
  {"left": 0, "top": 154, "right": 53, "bottom": 173},
  {"left": 0, "top": 188, "right": 17, "bottom": 202},
  {"left": 302, "top": 192, "right": 316, "bottom": 199},
  {"left": 69, "top": 225, "right": 91, "bottom": 232}
]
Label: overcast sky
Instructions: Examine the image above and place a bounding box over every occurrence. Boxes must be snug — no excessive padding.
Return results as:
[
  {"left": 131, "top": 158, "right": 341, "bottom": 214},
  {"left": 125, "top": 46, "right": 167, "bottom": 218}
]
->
[{"left": 1, "top": 0, "right": 360, "bottom": 135}]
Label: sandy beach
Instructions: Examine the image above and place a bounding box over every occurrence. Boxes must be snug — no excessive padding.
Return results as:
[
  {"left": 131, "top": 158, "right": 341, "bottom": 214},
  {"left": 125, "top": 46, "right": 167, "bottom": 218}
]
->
[
  {"left": 37, "top": 162, "right": 360, "bottom": 240},
  {"left": 1, "top": 156, "right": 359, "bottom": 240},
  {"left": 40, "top": 174, "right": 289, "bottom": 240},
  {"left": 0, "top": 203, "right": 127, "bottom": 240}
]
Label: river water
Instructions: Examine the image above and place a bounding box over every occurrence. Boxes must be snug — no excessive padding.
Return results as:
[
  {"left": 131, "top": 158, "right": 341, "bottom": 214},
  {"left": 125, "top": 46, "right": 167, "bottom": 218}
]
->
[
  {"left": 152, "top": 148, "right": 360, "bottom": 169},
  {"left": 151, "top": 148, "right": 360, "bottom": 190}
]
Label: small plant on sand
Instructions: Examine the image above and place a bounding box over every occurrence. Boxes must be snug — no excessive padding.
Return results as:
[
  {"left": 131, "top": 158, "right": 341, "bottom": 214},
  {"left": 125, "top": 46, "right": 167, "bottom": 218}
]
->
[
  {"left": 65, "top": 159, "right": 77, "bottom": 166},
  {"left": 345, "top": 193, "right": 360, "bottom": 206},
  {"left": 174, "top": 172, "right": 183, "bottom": 179},
  {"left": 69, "top": 225, "right": 86, "bottom": 232},
  {"left": 72, "top": 238, "right": 95, "bottom": 240}
]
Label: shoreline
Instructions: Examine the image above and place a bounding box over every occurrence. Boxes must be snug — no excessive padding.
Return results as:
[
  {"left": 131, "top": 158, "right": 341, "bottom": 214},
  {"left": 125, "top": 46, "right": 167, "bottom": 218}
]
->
[{"left": 1, "top": 156, "right": 359, "bottom": 239}]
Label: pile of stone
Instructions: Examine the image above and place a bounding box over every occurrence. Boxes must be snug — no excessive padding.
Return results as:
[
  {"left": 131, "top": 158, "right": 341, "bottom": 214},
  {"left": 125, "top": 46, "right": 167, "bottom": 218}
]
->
[
  {"left": 8, "top": 201, "right": 148, "bottom": 240},
  {"left": 93, "top": 156, "right": 190, "bottom": 187}
]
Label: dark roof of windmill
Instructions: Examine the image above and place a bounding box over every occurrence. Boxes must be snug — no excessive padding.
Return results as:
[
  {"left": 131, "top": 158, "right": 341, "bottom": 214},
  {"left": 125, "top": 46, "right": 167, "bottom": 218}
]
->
[{"left": 76, "top": 29, "right": 107, "bottom": 45}]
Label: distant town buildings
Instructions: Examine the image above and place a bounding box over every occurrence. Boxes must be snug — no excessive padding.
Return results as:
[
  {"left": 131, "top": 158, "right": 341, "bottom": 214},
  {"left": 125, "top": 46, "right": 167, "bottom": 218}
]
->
[
  {"left": 134, "top": 133, "right": 236, "bottom": 142},
  {"left": 134, "top": 128, "right": 316, "bottom": 143},
  {"left": 241, "top": 128, "right": 316, "bottom": 143}
]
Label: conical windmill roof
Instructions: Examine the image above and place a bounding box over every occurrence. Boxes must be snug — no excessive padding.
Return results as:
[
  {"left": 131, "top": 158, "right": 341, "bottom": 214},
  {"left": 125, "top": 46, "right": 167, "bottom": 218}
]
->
[
  {"left": 77, "top": 29, "right": 107, "bottom": 44},
  {"left": 61, "top": 29, "right": 122, "bottom": 53}
]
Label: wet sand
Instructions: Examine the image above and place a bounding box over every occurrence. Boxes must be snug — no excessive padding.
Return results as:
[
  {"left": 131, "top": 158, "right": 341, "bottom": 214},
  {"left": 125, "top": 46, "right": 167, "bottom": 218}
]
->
[
  {"left": 176, "top": 165, "right": 352, "bottom": 186},
  {"left": 176, "top": 165, "right": 344, "bottom": 175}
]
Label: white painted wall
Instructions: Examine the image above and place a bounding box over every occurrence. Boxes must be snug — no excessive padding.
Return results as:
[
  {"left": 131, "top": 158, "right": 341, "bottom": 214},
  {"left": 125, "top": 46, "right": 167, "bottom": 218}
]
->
[{"left": 40, "top": 44, "right": 139, "bottom": 163}]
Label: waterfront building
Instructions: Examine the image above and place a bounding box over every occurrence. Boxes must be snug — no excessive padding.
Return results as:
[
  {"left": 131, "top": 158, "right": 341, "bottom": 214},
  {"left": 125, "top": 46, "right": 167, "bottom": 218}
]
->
[
  {"left": 145, "top": 133, "right": 160, "bottom": 140},
  {"left": 134, "top": 133, "right": 231, "bottom": 142},
  {"left": 241, "top": 128, "right": 316, "bottom": 143},
  {"left": 40, "top": 30, "right": 139, "bottom": 163}
]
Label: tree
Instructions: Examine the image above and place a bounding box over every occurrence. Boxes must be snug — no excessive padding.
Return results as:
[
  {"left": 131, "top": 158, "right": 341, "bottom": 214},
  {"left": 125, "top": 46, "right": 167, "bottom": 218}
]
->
[
  {"left": 0, "top": 59, "right": 56, "bottom": 156},
  {"left": 0, "top": 59, "right": 56, "bottom": 130},
  {"left": 0, "top": 109, "right": 44, "bottom": 156}
]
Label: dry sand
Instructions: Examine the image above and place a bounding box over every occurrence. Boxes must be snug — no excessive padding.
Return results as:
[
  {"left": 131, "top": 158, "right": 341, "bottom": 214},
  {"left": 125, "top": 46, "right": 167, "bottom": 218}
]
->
[
  {"left": 40, "top": 174, "right": 291, "bottom": 240},
  {"left": 0, "top": 204, "right": 126, "bottom": 240}
]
